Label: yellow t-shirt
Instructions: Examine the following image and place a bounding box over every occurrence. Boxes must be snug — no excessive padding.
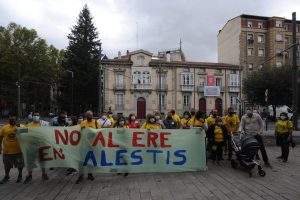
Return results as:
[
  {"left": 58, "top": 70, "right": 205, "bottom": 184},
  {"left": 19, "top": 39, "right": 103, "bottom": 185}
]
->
[
  {"left": 0, "top": 124, "right": 22, "bottom": 154},
  {"left": 141, "top": 123, "right": 161, "bottom": 129},
  {"left": 214, "top": 126, "right": 224, "bottom": 143},
  {"left": 224, "top": 114, "right": 240, "bottom": 134},
  {"left": 181, "top": 118, "right": 193, "bottom": 128},
  {"left": 80, "top": 119, "right": 101, "bottom": 129},
  {"left": 193, "top": 118, "right": 205, "bottom": 127},
  {"left": 205, "top": 116, "right": 216, "bottom": 127},
  {"left": 108, "top": 116, "right": 115, "bottom": 127},
  {"left": 275, "top": 120, "right": 293, "bottom": 134},
  {"left": 26, "top": 122, "right": 41, "bottom": 128},
  {"left": 172, "top": 114, "right": 181, "bottom": 125}
]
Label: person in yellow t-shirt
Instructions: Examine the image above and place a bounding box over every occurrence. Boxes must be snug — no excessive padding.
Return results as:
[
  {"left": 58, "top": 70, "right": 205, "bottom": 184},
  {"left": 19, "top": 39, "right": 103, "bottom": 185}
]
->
[
  {"left": 206, "top": 117, "right": 228, "bottom": 163},
  {"left": 170, "top": 110, "right": 181, "bottom": 128},
  {"left": 80, "top": 111, "right": 101, "bottom": 129},
  {"left": 192, "top": 111, "right": 206, "bottom": 128},
  {"left": 275, "top": 112, "right": 293, "bottom": 162},
  {"left": 205, "top": 109, "right": 218, "bottom": 128},
  {"left": 23, "top": 112, "right": 49, "bottom": 184},
  {"left": 223, "top": 107, "right": 240, "bottom": 160},
  {"left": 141, "top": 114, "right": 162, "bottom": 129},
  {"left": 190, "top": 109, "right": 196, "bottom": 123},
  {"left": 181, "top": 111, "right": 193, "bottom": 129},
  {"left": 0, "top": 116, "right": 24, "bottom": 184},
  {"left": 77, "top": 110, "right": 101, "bottom": 184},
  {"left": 107, "top": 111, "right": 115, "bottom": 128}
]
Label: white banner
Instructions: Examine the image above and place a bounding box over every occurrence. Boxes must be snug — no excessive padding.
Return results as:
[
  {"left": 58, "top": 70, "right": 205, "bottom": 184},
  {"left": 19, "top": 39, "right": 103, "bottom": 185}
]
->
[{"left": 204, "top": 86, "right": 220, "bottom": 97}]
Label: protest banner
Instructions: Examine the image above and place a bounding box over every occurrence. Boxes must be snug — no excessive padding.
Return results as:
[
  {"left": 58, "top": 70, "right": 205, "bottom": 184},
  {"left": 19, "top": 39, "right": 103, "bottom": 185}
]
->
[{"left": 17, "top": 126, "right": 207, "bottom": 173}]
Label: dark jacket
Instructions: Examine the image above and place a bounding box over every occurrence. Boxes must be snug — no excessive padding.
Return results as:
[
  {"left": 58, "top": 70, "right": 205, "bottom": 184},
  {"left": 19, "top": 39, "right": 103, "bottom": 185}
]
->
[{"left": 163, "top": 118, "right": 178, "bottom": 129}]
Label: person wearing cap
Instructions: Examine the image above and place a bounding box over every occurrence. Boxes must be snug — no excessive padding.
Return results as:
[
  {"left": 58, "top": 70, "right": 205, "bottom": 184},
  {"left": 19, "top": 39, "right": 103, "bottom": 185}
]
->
[
  {"left": 181, "top": 111, "right": 193, "bottom": 129},
  {"left": 275, "top": 112, "right": 293, "bottom": 162}
]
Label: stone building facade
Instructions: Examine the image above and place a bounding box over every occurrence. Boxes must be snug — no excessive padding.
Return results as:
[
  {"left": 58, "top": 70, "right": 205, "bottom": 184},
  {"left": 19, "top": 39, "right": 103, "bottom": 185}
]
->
[
  {"left": 218, "top": 14, "right": 300, "bottom": 72},
  {"left": 101, "top": 49, "right": 241, "bottom": 118}
]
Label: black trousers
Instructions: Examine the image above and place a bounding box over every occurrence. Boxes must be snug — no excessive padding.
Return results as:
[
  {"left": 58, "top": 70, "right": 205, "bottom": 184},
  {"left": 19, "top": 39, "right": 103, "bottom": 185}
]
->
[
  {"left": 211, "top": 142, "right": 224, "bottom": 161},
  {"left": 254, "top": 134, "right": 269, "bottom": 164},
  {"left": 227, "top": 135, "right": 233, "bottom": 160},
  {"left": 278, "top": 134, "right": 290, "bottom": 161}
]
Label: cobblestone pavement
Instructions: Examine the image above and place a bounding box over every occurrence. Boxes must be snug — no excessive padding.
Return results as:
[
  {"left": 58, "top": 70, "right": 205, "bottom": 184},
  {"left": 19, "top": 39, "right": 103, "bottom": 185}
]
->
[{"left": 0, "top": 146, "right": 299, "bottom": 200}]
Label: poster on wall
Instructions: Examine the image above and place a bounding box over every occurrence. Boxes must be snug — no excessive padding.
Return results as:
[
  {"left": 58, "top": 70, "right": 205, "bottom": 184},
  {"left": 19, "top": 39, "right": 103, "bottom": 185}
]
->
[
  {"left": 204, "top": 86, "right": 220, "bottom": 97},
  {"left": 206, "top": 75, "right": 215, "bottom": 86}
]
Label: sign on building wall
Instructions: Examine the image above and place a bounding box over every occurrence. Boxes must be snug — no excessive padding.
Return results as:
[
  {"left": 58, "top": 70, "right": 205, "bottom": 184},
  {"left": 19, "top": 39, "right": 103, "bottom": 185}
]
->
[
  {"left": 207, "top": 75, "right": 215, "bottom": 86},
  {"left": 204, "top": 86, "right": 220, "bottom": 97}
]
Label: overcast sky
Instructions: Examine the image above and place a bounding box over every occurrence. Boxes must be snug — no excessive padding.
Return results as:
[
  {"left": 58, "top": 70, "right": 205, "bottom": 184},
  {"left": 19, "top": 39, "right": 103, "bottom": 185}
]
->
[{"left": 0, "top": 0, "right": 299, "bottom": 62}]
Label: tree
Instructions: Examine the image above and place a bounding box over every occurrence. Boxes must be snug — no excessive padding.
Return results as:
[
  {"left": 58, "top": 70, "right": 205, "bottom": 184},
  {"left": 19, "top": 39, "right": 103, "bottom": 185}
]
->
[
  {"left": 61, "top": 5, "right": 101, "bottom": 114},
  {"left": 0, "top": 23, "right": 62, "bottom": 117},
  {"left": 243, "top": 66, "right": 293, "bottom": 118}
]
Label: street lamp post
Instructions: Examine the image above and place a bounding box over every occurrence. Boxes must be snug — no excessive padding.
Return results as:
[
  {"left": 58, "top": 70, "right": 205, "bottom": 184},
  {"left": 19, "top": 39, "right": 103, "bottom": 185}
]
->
[{"left": 66, "top": 70, "right": 74, "bottom": 115}]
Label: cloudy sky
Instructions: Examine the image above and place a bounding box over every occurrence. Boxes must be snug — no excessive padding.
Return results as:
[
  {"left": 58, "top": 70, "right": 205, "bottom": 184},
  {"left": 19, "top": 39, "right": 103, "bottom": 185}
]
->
[{"left": 0, "top": 0, "right": 299, "bottom": 61}]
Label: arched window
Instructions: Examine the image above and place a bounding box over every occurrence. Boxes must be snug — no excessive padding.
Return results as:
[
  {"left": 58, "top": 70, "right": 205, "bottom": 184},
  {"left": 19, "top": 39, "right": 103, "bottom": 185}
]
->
[{"left": 133, "top": 71, "right": 141, "bottom": 84}]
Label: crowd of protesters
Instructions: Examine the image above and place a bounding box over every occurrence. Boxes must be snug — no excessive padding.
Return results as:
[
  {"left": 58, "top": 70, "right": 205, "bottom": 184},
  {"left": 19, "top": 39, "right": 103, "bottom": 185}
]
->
[{"left": 0, "top": 107, "right": 295, "bottom": 184}]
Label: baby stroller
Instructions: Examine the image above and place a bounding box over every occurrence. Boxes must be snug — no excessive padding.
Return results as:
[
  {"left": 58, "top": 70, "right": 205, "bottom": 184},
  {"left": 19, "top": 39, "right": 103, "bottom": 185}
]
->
[{"left": 231, "top": 132, "right": 266, "bottom": 177}]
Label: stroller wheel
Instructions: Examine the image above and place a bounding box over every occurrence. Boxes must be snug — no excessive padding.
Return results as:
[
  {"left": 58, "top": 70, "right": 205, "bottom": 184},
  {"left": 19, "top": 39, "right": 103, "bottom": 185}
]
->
[
  {"left": 258, "top": 169, "right": 266, "bottom": 177},
  {"left": 231, "top": 160, "right": 238, "bottom": 169}
]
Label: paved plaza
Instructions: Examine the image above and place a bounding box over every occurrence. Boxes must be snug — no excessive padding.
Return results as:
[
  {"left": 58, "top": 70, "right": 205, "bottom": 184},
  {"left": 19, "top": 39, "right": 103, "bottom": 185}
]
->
[{"left": 0, "top": 146, "right": 299, "bottom": 200}]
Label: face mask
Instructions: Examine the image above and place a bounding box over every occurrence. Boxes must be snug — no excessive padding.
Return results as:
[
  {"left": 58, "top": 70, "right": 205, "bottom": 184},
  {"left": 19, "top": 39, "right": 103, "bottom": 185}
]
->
[
  {"left": 184, "top": 115, "right": 189, "bottom": 119},
  {"left": 280, "top": 116, "right": 286, "bottom": 120},
  {"left": 150, "top": 118, "right": 155, "bottom": 123},
  {"left": 131, "top": 116, "right": 136, "bottom": 120},
  {"left": 119, "top": 121, "right": 125, "bottom": 126},
  {"left": 33, "top": 116, "right": 40, "bottom": 122},
  {"left": 155, "top": 115, "right": 160, "bottom": 120}
]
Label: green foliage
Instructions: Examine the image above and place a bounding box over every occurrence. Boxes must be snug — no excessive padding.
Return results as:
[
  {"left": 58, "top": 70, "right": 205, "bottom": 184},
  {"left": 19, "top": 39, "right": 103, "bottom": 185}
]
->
[
  {"left": 243, "top": 66, "right": 293, "bottom": 108},
  {"left": 60, "top": 5, "right": 101, "bottom": 114},
  {"left": 0, "top": 23, "right": 63, "bottom": 116}
]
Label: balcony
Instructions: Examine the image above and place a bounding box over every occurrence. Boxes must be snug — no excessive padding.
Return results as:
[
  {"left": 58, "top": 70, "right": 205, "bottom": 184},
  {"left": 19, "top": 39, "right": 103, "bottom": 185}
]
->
[
  {"left": 181, "top": 85, "right": 194, "bottom": 92},
  {"left": 156, "top": 84, "right": 168, "bottom": 91},
  {"left": 113, "top": 84, "right": 126, "bottom": 91},
  {"left": 131, "top": 84, "right": 152, "bottom": 92},
  {"left": 228, "top": 85, "right": 240, "bottom": 93}
]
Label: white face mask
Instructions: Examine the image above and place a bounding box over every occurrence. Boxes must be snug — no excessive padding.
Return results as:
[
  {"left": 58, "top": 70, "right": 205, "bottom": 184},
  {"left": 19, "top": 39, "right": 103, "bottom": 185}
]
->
[
  {"left": 33, "top": 116, "right": 40, "bottom": 122},
  {"left": 280, "top": 116, "right": 286, "bottom": 120},
  {"left": 119, "top": 121, "right": 125, "bottom": 126},
  {"left": 131, "top": 116, "right": 136, "bottom": 120},
  {"left": 184, "top": 115, "right": 189, "bottom": 119},
  {"left": 155, "top": 115, "right": 160, "bottom": 120},
  {"left": 150, "top": 118, "right": 155, "bottom": 123}
]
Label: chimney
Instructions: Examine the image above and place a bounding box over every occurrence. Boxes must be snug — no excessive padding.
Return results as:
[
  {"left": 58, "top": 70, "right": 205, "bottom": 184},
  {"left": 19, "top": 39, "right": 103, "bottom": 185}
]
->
[
  {"left": 126, "top": 50, "right": 129, "bottom": 55},
  {"left": 166, "top": 51, "right": 171, "bottom": 62},
  {"left": 118, "top": 51, "right": 121, "bottom": 59}
]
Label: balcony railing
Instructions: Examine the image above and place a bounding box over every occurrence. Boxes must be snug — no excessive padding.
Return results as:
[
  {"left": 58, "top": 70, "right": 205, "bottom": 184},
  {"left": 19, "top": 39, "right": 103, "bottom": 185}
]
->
[
  {"left": 156, "top": 84, "right": 168, "bottom": 91},
  {"left": 114, "top": 84, "right": 126, "bottom": 91},
  {"left": 131, "top": 84, "right": 152, "bottom": 91},
  {"left": 228, "top": 85, "right": 240, "bottom": 92},
  {"left": 181, "top": 85, "right": 194, "bottom": 91}
]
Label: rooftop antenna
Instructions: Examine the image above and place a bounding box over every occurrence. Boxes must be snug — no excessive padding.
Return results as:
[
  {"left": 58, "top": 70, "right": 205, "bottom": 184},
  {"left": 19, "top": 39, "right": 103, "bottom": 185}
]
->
[{"left": 179, "top": 38, "right": 182, "bottom": 51}]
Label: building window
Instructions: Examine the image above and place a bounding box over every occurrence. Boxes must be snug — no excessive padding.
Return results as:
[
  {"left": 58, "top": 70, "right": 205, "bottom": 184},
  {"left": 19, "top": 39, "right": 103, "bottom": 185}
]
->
[
  {"left": 229, "top": 74, "right": 239, "bottom": 86},
  {"left": 276, "top": 34, "right": 283, "bottom": 41},
  {"left": 216, "top": 78, "right": 222, "bottom": 86},
  {"left": 115, "top": 73, "right": 124, "bottom": 87},
  {"left": 248, "top": 64, "right": 253, "bottom": 70},
  {"left": 158, "top": 73, "right": 166, "bottom": 89},
  {"left": 142, "top": 71, "right": 151, "bottom": 84},
  {"left": 183, "top": 95, "right": 190, "bottom": 107},
  {"left": 258, "top": 22, "right": 263, "bottom": 29},
  {"left": 247, "top": 48, "right": 253, "bottom": 56},
  {"left": 258, "top": 35, "right": 264, "bottom": 43},
  {"left": 276, "top": 61, "right": 282, "bottom": 67},
  {"left": 198, "top": 68, "right": 206, "bottom": 74},
  {"left": 116, "top": 93, "right": 124, "bottom": 109},
  {"left": 181, "top": 73, "right": 194, "bottom": 85},
  {"left": 258, "top": 48, "right": 264, "bottom": 57},
  {"left": 276, "top": 20, "right": 282, "bottom": 28},
  {"left": 247, "top": 33, "right": 254, "bottom": 44},
  {"left": 198, "top": 77, "right": 206, "bottom": 86},
  {"left": 159, "top": 94, "right": 166, "bottom": 108},
  {"left": 284, "top": 25, "right": 289, "bottom": 31},
  {"left": 247, "top": 21, "right": 252, "bottom": 28},
  {"left": 133, "top": 71, "right": 141, "bottom": 84}
]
